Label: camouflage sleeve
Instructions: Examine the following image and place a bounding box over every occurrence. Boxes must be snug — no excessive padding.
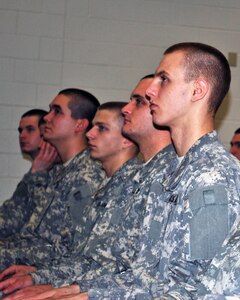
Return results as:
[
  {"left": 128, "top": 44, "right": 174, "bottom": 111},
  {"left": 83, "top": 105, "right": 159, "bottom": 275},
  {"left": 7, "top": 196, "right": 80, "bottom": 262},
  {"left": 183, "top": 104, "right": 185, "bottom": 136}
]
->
[
  {"left": 0, "top": 169, "right": 50, "bottom": 239},
  {"left": 23, "top": 170, "right": 50, "bottom": 195},
  {"left": 0, "top": 165, "right": 53, "bottom": 238},
  {"left": 84, "top": 276, "right": 191, "bottom": 300},
  {"left": 87, "top": 285, "right": 152, "bottom": 300},
  {"left": 30, "top": 256, "right": 91, "bottom": 286},
  {"left": 198, "top": 296, "right": 240, "bottom": 300},
  {"left": 0, "top": 178, "right": 30, "bottom": 238},
  {"left": 77, "top": 265, "right": 193, "bottom": 300}
]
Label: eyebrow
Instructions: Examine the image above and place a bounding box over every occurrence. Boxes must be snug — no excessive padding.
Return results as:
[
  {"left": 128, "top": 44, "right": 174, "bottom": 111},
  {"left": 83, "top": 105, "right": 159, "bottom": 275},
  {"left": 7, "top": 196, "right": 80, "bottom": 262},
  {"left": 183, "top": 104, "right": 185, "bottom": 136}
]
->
[
  {"left": 130, "top": 94, "right": 145, "bottom": 101},
  {"left": 18, "top": 125, "right": 35, "bottom": 131},
  {"left": 93, "top": 121, "right": 109, "bottom": 126},
  {"left": 154, "top": 70, "right": 169, "bottom": 78},
  {"left": 50, "top": 104, "right": 62, "bottom": 110},
  {"left": 231, "top": 141, "right": 240, "bottom": 146},
  {"left": 130, "top": 94, "right": 144, "bottom": 100}
]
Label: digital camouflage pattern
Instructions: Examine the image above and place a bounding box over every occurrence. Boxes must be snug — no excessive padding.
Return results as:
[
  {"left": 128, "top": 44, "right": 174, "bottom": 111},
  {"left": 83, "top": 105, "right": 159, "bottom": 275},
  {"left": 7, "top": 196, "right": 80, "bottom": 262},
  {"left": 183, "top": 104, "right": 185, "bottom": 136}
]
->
[
  {"left": 196, "top": 219, "right": 240, "bottom": 299},
  {"left": 0, "top": 164, "right": 56, "bottom": 239},
  {"left": 0, "top": 166, "right": 61, "bottom": 243},
  {"left": 84, "top": 131, "right": 240, "bottom": 300},
  {"left": 30, "top": 156, "right": 139, "bottom": 285},
  {"left": 0, "top": 174, "right": 37, "bottom": 239},
  {"left": 30, "top": 144, "right": 176, "bottom": 296},
  {"left": 0, "top": 149, "right": 106, "bottom": 271},
  {"left": 199, "top": 296, "right": 240, "bottom": 300}
]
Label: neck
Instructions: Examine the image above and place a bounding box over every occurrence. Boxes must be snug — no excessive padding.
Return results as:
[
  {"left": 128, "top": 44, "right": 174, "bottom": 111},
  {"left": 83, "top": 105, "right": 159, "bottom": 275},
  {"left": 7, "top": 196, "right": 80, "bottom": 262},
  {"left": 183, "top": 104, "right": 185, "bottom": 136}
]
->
[
  {"left": 171, "top": 117, "right": 214, "bottom": 157},
  {"left": 29, "top": 149, "right": 39, "bottom": 160},
  {"left": 57, "top": 138, "right": 88, "bottom": 163},
  {"left": 139, "top": 132, "right": 172, "bottom": 162},
  {"left": 102, "top": 152, "right": 136, "bottom": 177}
]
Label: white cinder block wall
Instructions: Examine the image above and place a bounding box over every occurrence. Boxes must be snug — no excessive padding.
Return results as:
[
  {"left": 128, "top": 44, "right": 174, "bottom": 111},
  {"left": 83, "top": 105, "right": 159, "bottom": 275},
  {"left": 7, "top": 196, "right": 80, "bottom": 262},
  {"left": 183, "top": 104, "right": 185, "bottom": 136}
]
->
[{"left": 0, "top": 0, "right": 239, "bottom": 202}]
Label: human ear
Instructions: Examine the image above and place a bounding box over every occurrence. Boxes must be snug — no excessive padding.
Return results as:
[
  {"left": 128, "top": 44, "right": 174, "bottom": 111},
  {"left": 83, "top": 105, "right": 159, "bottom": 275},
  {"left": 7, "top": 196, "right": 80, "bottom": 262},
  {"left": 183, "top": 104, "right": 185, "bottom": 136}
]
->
[
  {"left": 192, "top": 78, "right": 209, "bottom": 102},
  {"left": 75, "top": 119, "right": 89, "bottom": 132}
]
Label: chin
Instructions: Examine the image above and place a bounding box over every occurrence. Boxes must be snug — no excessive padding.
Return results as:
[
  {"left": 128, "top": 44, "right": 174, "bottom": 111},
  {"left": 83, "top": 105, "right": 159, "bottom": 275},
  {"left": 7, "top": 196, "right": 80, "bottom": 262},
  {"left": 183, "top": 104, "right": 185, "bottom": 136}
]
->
[
  {"left": 152, "top": 115, "right": 162, "bottom": 126},
  {"left": 90, "top": 153, "right": 99, "bottom": 159},
  {"left": 43, "top": 135, "right": 52, "bottom": 142},
  {"left": 21, "top": 148, "right": 30, "bottom": 153},
  {"left": 122, "top": 129, "right": 132, "bottom": 139}
]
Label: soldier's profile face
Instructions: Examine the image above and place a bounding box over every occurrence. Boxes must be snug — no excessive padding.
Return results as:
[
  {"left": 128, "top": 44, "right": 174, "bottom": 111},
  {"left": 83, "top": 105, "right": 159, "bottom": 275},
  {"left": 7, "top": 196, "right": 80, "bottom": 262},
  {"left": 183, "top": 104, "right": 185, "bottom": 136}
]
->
[
  {"left": 87, "top": 109, "right": 125, "bottom": 163},
  {"left": 18, "top": 116, "right": 42, "bottom": 156},
  {"left": 43, "top": 95, "right": 78, "bottom": 145},
  {"left": 122, "top": 78, "right": 153, "bottom": 141},
  {"left": 146, "top": 51, "right": 193, "bottom": 128},
  {"left": 230, "top": 133, "right": 240, "bottom": 160}
]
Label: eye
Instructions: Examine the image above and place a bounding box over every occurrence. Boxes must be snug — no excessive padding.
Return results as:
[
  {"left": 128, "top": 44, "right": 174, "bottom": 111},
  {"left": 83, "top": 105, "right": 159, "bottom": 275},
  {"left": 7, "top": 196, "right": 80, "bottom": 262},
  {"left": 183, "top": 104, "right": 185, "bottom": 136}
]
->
[
  {"left": 231, "top": 142, "right": 240, "bottom": 148},
  {"left": 135, "top": 97, "right": 145, "bottom": 107},
  {"left": 26, "top": 127, "right": 35, "bottom": 133},
  {"left": 54, "top": 107, "right": 62, "bottom": 114},
  {"left": 49, "top": 106, "right": 62, "bottom": 115},
  {"left": 136, "top": 99, "right": 142, "bottom": 106},
  {"left": 160, "top": 74, "right": 168, "bottom": 84},
  {"left": 98, "top": 125, "right": 108, "bottom": 132}
]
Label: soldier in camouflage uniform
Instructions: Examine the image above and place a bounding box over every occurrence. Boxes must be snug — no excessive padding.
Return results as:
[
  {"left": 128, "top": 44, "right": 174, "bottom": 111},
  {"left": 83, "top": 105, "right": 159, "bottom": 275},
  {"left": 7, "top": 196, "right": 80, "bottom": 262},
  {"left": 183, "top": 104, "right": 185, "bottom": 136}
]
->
[
  {"left": 0, "top": 76, "right": 177, "bottom": 300},
  {"left": 0, "top": 89, "right": 106, "bottom": 273},
  {"left": 0, "top": 109, "right": 59, "bottom": 239},
  {"left": 119, "top": 42, "right": 240, "bottom": 299},
  {"left": 230, "top": 127, "right": 240, "bottom": 160}
]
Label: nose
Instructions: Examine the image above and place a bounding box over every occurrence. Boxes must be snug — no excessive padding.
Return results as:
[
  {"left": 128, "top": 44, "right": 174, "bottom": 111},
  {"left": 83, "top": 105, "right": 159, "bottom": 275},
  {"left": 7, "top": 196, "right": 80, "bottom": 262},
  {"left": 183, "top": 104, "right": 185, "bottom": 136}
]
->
[
  {"left": 86, "top": 127, "right": 96, "bottom": 140},
  {"left": 122, "top": 102, "right": 132, "bottom": 116},
  {"left": 20, "top": 130, "right": 27, "bottom": 139},
  {"left": 146, "top": 81, "right": 158, "bottom": 102},
  {"left": 44, "top": 111, "right": 53, "bottom": 123}
]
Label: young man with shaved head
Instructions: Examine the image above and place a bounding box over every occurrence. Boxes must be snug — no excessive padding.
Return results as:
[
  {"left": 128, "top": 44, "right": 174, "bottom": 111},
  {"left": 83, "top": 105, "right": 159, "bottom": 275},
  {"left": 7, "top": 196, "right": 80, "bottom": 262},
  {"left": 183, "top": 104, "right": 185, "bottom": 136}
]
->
[
  {"left": 0, "top": 89, "right": 106, "bottom": 273},
  {"left": 0, "top": 109, "right": 58, "bottom": 240}
]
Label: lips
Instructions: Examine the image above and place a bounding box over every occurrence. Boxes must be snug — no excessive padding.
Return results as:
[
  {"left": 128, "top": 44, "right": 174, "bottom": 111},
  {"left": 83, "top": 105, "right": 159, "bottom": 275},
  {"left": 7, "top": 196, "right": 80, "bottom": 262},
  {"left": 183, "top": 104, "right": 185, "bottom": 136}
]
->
[
  {"left": 123, "top": 118, "right": 131, "bottom": 124},
  {"left": 149, "top": 102, "right": 158, "bottom": 111},
  {"left": 44, "top": 126, "right": 52, "bottom": 134},
  {"left": 88, "top": 143, "right": 97, "bottom": 150}
]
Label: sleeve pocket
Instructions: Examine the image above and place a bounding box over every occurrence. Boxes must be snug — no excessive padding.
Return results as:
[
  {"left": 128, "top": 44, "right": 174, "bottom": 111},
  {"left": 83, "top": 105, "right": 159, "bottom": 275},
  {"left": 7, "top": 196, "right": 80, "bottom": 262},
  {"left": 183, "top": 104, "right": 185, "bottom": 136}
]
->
[{"left": 189, "top": 185, "right": 229, "bottom": 260}]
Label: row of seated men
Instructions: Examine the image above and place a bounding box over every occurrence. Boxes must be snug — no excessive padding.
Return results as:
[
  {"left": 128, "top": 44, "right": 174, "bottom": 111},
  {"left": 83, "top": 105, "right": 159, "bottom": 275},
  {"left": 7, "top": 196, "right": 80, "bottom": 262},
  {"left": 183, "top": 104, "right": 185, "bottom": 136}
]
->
[{"left": 0, "top": 42, "right": 240, "bottom": 300}]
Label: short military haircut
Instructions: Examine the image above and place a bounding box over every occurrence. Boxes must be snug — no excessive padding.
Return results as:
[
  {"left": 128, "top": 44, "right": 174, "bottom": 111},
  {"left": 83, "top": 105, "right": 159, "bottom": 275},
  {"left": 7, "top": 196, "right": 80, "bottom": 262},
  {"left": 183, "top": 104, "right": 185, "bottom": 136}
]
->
[
  {"left": 21, "top": 109, "right": 48, "bottom": 127},
  {"left": 164, "top": 42, "right": 231, "bottom": 116},
  {"left": 21, "top": 109, "right": 47, "bottom": 119},
  {"left": 58, "top": 88, "right": 100, "bottom": 131},
  {"left": 98, "top": 101, "right": 127, "bottom": 127},
  {"left": 235, "top": 128, "right": 240, "bottom": 134}
]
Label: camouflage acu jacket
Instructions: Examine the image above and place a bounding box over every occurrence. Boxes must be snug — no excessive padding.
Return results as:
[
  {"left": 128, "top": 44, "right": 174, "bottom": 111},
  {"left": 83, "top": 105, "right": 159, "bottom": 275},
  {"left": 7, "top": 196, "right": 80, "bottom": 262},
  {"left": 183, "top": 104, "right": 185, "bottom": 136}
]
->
[
  {"left": 0, "top": 149, "right": 106, "bottom": 270},
  {"left": 30, "top": 156, "right": 139, "bottom": 285},
  {"left": 0, "top": 174, "right": 35, "bottom": 239}
]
